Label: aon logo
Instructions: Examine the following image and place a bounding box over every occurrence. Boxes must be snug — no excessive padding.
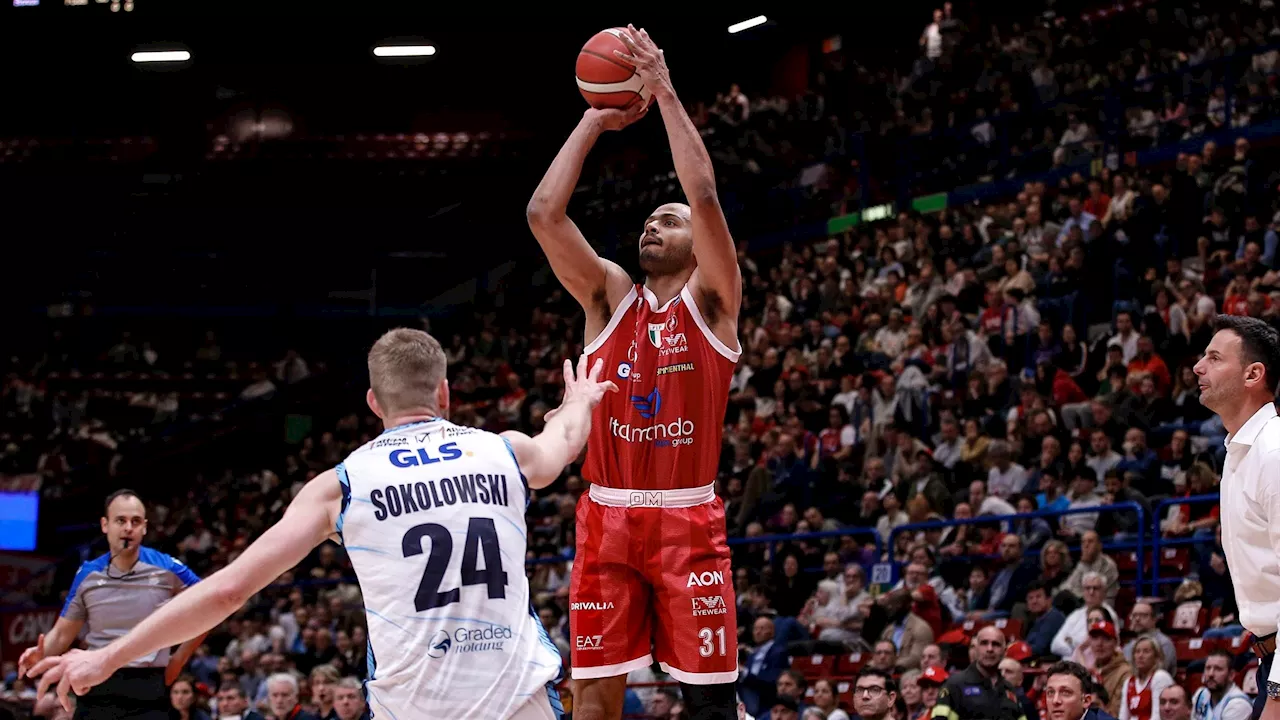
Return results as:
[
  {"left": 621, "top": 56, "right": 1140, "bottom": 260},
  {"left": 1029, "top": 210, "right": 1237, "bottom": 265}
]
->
[{"left": 686, "top": 571, "right": 724, "bottom": 588}]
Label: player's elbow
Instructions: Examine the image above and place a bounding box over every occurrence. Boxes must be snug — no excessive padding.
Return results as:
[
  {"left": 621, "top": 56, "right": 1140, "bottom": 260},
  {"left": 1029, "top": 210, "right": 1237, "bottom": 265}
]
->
[
  {"left": 213, "top": 577, "right": 252, "bottom": 615},
  {"left": 525, "top": 197, "right": 563, "bottom": 228},
  {"left": 686, "top": 181, "right": 720, "bottom": 210}
]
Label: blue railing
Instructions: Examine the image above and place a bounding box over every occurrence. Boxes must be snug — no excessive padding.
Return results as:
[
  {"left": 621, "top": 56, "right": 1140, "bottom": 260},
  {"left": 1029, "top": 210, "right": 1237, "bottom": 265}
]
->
[
  {"left": 1149, "top": 493, "right": 1221, "bottom": 592},
  {"left": 523, "top": 527, "right": 885, "bottom": 569},
  {"left": 726, "top": 527, "right": 884, "bottom": 564},
  {"left": 887, "top": 501, "right": 1148, "bottom": 586}
]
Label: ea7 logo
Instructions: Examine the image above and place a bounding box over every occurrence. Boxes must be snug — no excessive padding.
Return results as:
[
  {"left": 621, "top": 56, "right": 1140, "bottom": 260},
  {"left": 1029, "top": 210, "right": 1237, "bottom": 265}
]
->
[
  {"left": 692, "top": 596, "right": 728, "bottom": 616},
  {"left": 686, "top": 570, "right": 724, "bottom": 588},
  {"left": 576, "top": 635, "right": 604, "bottom": 651}
]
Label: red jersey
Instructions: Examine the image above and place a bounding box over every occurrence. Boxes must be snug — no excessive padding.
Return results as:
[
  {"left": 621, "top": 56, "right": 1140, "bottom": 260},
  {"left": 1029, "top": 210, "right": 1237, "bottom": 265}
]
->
[
  {"left": 1124, "top": 674, "right": 1153, "bottom": 720},
  {"left": 583, "top": 284, "right": 739, "bottom": 490}
]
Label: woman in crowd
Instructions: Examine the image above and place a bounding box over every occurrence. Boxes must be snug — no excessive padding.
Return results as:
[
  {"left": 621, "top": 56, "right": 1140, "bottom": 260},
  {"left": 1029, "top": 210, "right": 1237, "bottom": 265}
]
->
[
  {"left": 810, "top": 679, "right": 851, "bottom": 720},
  {"left": 170, "top": 675, "right": 212, "bottom": 720}
]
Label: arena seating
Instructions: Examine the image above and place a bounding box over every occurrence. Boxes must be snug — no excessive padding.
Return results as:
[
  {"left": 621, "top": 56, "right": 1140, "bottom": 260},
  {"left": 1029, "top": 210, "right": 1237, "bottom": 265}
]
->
[{"left": 4, "top": 0, "right": 1279, "bottom": 717}]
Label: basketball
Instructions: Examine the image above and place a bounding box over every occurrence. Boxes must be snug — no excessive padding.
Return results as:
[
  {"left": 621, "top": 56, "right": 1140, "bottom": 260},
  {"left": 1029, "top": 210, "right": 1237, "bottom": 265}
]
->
[{"left": 576, "top": 28, "right": 653, "bottom": 110}]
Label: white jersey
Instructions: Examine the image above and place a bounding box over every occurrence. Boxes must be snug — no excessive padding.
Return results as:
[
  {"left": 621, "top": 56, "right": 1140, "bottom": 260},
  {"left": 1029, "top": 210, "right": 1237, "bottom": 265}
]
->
[
  {"left": 1190, "top": 684, "right": 1252, "bottom": 720},
  {"left": 337, "top": 419, "right": 563, "bottom": 720}
]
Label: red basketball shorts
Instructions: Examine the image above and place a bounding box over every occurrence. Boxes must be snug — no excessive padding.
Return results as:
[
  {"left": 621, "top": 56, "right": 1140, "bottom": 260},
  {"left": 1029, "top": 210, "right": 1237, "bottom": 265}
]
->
[{"left": 569, "top": 483, "right": 739, "bottom": 685}]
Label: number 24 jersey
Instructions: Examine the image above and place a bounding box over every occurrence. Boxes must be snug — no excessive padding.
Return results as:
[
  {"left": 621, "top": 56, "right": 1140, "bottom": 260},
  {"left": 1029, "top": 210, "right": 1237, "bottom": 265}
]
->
[{"left": 336, "top": 419, "right": 561, "bottom": 719}]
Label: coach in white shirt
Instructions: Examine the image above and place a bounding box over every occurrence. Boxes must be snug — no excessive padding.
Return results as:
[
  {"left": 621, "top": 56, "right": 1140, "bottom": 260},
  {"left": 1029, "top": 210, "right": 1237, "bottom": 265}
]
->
[{"left": 1193, "top": 315, "right": 1280, "bottom": 720}]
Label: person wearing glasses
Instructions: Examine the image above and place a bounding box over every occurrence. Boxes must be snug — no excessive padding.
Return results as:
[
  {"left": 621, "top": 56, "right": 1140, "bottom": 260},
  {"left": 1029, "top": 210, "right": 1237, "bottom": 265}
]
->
[
  {"left": 930, "top": 626, "right": 1026, "bottom": 720},
  {"left": 853, "top": 668, "right": 899, "bottom": 720},
  {"left": 1052, "top": 572, "right": 1120, "bottom": 660}
]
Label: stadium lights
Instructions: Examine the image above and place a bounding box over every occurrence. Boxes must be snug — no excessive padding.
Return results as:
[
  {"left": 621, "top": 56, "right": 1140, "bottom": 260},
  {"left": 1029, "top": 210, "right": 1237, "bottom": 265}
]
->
[
  {"left": 373, "top": 45, "right": 437, "bottom": 57},
  {"left": 131, "top": 50, "right": 191, "bottom": 63},
  {"left": 728, "top": 15, "right": 768, "bottom": 34}
]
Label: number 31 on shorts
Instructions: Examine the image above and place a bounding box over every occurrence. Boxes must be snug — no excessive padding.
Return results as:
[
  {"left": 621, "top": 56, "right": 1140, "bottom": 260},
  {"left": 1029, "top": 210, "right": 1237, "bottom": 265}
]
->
[{"left": 698, "top": 626, "right": 727, "bottom": 657}]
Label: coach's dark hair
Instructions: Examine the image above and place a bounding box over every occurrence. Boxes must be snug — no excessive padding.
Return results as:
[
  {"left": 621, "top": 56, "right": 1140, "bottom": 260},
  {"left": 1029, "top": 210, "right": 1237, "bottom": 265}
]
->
[
  {"left": 1206, "top": 648, "right": 1236, "bottom": 665},
  {"left": 780, "top": 669, "right": 808, "bottom": 690},
  {"left": 857, "top": 667, "right": 898, "bottom": 695},
  {"left": 103, "top": 488, "right": 143, "bottom": 516},
  {"left": 1025, "top": 578, "right": 1052, "bottom": 597},
  {"left": 1044, "top": 661, "right": 1094, "bottom": 693},
  {"left": 1212, "top": 314, "right": 1280, "bottom": 394}
]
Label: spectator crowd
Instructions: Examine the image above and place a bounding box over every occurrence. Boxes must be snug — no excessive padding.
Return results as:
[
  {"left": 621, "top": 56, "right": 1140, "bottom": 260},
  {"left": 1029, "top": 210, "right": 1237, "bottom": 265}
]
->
[{"left": 6, "top": 0, "right": 1280, "bottom": 718}]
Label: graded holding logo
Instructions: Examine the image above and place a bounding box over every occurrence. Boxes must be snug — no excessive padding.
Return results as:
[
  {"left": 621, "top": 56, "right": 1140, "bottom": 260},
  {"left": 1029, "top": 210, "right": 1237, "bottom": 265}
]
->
[
  {"left": 427, "top": 630, "right": 452, "bottom": 659},
  {"left": 425, "top": 625, "right": 513, "bottom": 658}
]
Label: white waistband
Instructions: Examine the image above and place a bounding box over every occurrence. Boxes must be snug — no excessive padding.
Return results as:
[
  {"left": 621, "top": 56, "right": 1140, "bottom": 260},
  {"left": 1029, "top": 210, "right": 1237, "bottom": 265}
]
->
[{"left": 588, "top": 483, "right": 715, "bottom": 508}]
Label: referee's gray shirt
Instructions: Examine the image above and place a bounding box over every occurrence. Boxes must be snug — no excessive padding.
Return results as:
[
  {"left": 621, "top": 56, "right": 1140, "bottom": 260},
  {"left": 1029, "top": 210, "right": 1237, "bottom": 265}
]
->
[{"left": 60, "top": 546, "right": 201, "bottom": 667}]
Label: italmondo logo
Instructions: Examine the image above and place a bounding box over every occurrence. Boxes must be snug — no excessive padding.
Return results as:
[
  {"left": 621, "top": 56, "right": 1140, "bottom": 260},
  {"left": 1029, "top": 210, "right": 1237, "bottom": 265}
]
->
[{"left": 610, "top": 417, "right": 695, "bottom": 444}]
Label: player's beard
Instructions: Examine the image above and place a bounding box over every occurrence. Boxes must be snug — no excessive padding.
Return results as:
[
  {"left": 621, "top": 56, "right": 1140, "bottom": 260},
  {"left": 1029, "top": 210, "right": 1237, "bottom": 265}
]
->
[{"left": 639, "top": 242, "right": 694, "bottom": 277}]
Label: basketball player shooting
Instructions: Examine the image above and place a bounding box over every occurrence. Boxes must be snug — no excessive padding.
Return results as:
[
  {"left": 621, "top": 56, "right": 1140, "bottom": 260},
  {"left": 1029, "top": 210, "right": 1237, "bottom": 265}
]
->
[{"left": 526, "top": 25, "right": 743, "bottom": 720}]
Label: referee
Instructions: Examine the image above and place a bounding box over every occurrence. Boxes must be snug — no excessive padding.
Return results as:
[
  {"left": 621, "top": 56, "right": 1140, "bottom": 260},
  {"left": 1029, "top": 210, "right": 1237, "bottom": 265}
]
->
[
  {"left": 1193, "top": 315, "right": 1280, "bottom": 720},
  {"left": 18, "top": 489, "right": 203, "bottom": 720}
]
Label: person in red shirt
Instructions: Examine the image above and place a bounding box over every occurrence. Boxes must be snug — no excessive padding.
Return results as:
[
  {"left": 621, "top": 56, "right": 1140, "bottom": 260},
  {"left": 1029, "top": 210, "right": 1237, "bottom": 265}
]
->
[
  {"left": 526, "top": 27, "right": 743, "bottom": 718},
  {"left": 1126, "top": 336, "right": 1172, "bottom": 395},
  {"left": 1083, "top": 178, "right": 1112, "bottom": 219},
  {"left": 1223, "top": 274, "right": 1252, "bottom": 315}
]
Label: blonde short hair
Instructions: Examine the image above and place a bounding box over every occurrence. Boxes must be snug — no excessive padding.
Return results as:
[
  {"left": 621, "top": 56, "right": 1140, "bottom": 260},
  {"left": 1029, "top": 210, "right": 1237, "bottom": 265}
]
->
[
  {"left": 309, "top": 664, "right": 340, "bottom": 684},
  {"left": 367, "top": 328, "right": 447, "bottom": 413}
]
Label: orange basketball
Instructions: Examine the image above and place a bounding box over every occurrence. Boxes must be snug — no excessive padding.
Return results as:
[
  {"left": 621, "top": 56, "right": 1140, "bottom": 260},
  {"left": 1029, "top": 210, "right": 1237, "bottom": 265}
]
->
[{"left": 575, "top": 28, "right": 652, "bottom": 110}]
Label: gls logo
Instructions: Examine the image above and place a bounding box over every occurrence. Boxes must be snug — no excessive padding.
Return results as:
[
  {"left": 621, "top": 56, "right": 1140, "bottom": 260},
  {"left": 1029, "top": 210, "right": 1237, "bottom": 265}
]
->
[
  {"left": 687, "top": 570, "right": 725, "bottom": 588},
  {"left": 389, "top": 443, "right": 463, "bottom": 468},
  {"left": 631, "top": 388, "right": 662, "bottom": 419}
]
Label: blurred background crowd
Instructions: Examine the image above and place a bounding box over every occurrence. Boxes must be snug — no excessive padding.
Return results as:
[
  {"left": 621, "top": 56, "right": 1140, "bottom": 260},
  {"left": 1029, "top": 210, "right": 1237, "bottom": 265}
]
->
[{"left": 4, "top": 0, "right": 1280, "bottom": 718}]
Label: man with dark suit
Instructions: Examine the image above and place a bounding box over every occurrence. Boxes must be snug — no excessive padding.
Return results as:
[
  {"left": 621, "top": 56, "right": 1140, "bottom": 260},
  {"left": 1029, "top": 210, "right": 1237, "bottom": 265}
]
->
[
  {"left": 739, "top": 616, "right": 790, "bottom": 719},
  {"left": 987, "top": 534, "right": 1039, "bottom": 616}
]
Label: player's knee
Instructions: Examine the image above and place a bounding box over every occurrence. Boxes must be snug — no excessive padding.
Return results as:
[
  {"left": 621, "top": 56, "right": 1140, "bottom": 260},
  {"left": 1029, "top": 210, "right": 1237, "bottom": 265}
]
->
[{"left": 679, "top": 681, "right": 738, "bottom": 720}]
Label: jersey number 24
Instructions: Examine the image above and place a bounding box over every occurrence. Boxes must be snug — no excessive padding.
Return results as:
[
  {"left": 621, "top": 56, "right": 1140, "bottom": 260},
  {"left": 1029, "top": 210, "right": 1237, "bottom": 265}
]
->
[{"left": 402, "top": 517, "right": 508, "bottom": 612}]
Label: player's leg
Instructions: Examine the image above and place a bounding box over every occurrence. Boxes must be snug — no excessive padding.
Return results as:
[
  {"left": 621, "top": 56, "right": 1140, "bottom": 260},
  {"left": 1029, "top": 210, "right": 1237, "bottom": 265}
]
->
[
  {"left": 572, "top": 676, "right": 629, "bottom": 720},
  {"left": 569, "top": 496, "right": 653, "bottom": 720},
  {"left": 648, "top": 501, "right": 739, "bottom": 719},
  {"left": 678, "top": 682, "right": 740, "bottom": 720}
]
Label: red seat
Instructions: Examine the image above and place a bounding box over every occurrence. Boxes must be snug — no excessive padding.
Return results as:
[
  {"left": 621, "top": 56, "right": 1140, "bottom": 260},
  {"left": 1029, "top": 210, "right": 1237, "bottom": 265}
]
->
[
  {"left": 961, "top": 618, "right": 992, "bottom": 634},
  {"left": 1174, "top": 637, "right": 1217, "bottom": 665},
  {"left": 1115, "top": 551, "right": 1139, "bottom": 580},
  {"left": 1240, "top": 661, "right": 1260, "bottom": 694},
  {"left": 1185, "top": 672, "right": 1204, "bottom": 695},
  {"left": 835, "top": 652, "right": 867, "bottom": 676},
  {"left": 1159, "top": 548, "right": 1192, "bottom": 576},
  {"left": 791, "top": 654, "right": 836, "bottom": 680},
  {"left": 1165, "top": 605, "right": 1208, "bottom": 636},
  {"left": 1225, "top": 635, "right": 1251, "bottom": 654},
  {"left": 835, "top": 681, "right": 855, "bottom": 710},
  {"left": 992, "top": 618, "right": 1023, "bottom": 640},
  {"left": 1114, "top": 586, "right": 1137, "bottom": 623}
]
